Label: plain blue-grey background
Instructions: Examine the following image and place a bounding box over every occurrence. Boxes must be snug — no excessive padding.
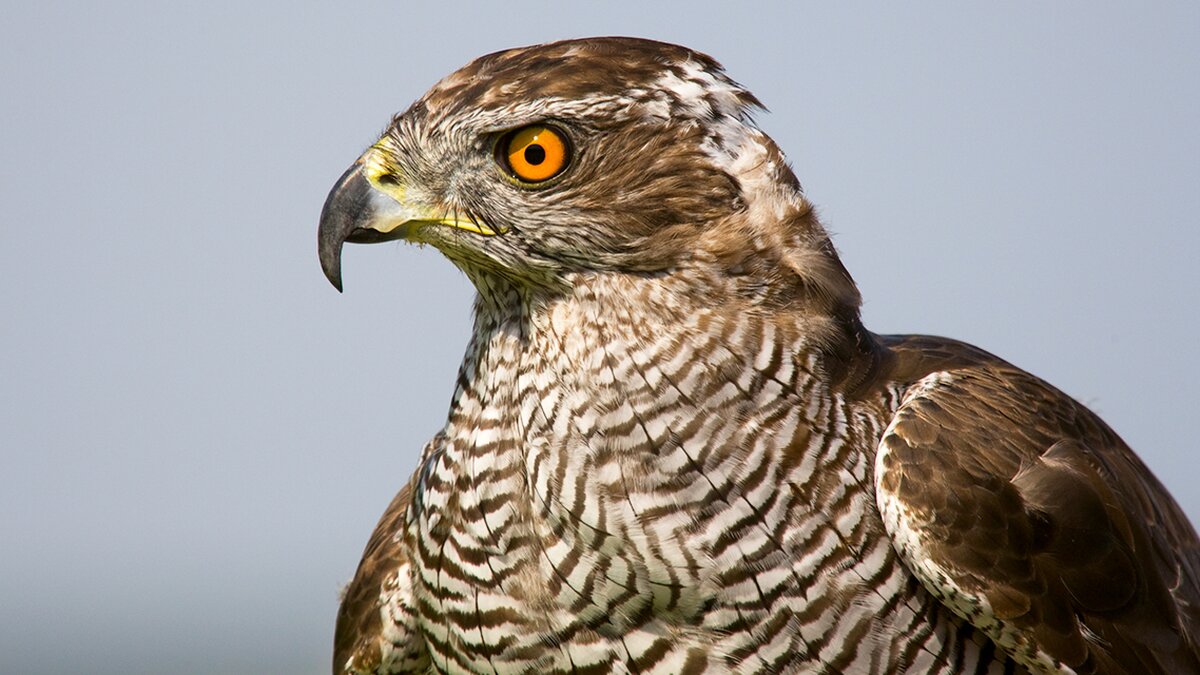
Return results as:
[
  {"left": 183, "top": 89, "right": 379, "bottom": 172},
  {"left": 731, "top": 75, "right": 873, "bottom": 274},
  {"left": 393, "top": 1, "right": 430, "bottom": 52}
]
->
[{"left": 2, "top": 2, "right": 1197, "bottom": 673}]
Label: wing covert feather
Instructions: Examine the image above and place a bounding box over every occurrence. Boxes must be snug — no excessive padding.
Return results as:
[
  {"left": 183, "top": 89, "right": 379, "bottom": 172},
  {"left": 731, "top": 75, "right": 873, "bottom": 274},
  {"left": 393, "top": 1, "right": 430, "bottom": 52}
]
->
[
  {"left": 874, "top": 335, "right": 1200, "bottom": 674},
  {"left": 334, "top": 481, "right": 428, "bottom": 674}
]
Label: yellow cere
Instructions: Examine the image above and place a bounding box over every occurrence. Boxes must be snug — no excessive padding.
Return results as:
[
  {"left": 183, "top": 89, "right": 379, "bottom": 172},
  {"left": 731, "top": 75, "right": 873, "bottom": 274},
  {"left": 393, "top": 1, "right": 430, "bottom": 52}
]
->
[
  {"left": 362, "top": 141, "right": 404, "bottom": 196},
  {"left": 360, "top": 140, "right": 506, "bottom": 236},
  {"left": 505, "top": 125, "right": 568, "bottom": 182}
]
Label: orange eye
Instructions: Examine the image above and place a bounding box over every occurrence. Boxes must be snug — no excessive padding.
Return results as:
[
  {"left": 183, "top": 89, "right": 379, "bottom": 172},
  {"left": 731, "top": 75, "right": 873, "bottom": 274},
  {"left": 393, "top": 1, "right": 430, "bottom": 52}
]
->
[{"left": 501, "top": 125, "right": 569, "bottom": 183}]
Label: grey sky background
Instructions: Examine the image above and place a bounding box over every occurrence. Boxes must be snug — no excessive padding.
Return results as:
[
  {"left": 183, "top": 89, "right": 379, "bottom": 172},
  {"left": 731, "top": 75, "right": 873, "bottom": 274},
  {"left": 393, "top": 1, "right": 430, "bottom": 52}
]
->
[{"left": 2, "top": 2, "right": 1197, "bottom": 673}]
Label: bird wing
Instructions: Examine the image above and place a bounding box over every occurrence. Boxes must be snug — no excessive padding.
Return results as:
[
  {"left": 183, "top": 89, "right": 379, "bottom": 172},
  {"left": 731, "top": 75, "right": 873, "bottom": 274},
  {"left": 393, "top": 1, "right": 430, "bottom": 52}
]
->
[
  {"left": 334, "top": 479, "right": 428, "bottom": 675},
  {"left": 873, "top": 335, "right": 1200, "bottom": 674}
]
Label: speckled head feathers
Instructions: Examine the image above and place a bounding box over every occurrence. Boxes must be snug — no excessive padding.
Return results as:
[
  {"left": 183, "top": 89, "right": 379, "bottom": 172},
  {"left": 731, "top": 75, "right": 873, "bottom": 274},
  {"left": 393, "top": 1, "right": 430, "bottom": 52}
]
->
[{"left": 347, "top": 37, "right": 859, "bottom": 317}]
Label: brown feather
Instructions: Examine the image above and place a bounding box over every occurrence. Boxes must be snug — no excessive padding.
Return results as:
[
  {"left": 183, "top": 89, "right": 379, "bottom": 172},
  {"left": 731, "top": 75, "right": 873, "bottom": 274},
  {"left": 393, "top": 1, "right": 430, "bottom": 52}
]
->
[
  {"left": 333, "top": 482, "right": 420, "bottom": 674},
  {"left": 876, "top": 334, "right": 1200, "bottom": 673}
]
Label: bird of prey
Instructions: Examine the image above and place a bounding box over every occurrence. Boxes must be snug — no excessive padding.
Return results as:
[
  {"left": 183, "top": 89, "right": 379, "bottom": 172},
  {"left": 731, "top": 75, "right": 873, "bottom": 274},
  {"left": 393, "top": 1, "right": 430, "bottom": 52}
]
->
[{"left": 318, "top": 37, "right": 1200, "bottom": 675}]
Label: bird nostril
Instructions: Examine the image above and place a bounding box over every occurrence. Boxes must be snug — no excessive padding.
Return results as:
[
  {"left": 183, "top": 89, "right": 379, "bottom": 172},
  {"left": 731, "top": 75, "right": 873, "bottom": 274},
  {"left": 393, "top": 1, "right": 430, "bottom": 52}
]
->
[{"left": 377, "top": 173, "right": 400, "bottom": 187}]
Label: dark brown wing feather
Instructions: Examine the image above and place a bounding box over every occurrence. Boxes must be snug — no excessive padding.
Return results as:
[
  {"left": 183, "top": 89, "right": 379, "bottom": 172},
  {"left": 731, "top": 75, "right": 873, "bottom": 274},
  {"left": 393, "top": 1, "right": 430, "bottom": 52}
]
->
[
  {"left": 333, "top": 482, "right": 423, "bottom": 674},
  {"left": 877, "top": 334, "right": 1200, "bottom": 674}
]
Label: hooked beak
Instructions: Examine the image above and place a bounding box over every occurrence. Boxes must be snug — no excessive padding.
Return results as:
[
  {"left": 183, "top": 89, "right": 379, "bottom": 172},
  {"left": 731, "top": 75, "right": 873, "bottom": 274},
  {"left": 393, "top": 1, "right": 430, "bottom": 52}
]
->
[
  {"left": 317, "top": 149, "right": 507, "bottom": 292},
  {"left": 316, "top": 162, "right": 412, "bottom": 292}
]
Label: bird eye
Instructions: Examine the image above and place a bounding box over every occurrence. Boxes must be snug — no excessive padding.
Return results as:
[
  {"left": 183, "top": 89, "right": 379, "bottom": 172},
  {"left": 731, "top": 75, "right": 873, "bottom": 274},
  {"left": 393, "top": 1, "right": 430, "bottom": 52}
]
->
[{"left": 499, "top": 125, "right": 570, "bottom": 183}]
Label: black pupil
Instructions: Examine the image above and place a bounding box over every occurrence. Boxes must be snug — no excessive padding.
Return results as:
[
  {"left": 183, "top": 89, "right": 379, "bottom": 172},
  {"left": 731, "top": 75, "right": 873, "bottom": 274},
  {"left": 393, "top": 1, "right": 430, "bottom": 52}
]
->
[{"left": 523, "top": 143, "right": 546, "bottom": 165}]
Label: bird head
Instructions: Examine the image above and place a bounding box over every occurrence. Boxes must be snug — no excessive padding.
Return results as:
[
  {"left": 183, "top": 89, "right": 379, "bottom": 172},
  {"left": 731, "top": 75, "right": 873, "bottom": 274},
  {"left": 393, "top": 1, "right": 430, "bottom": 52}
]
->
[{"left": 319, "top": 37, "right": 859, "bottom": 317}]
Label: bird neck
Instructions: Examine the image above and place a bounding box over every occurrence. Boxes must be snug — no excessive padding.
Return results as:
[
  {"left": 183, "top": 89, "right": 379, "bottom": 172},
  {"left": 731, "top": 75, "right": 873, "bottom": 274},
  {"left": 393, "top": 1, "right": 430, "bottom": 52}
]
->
[{"left": 446, "top": 268, "right": 879, "bottom": 466}]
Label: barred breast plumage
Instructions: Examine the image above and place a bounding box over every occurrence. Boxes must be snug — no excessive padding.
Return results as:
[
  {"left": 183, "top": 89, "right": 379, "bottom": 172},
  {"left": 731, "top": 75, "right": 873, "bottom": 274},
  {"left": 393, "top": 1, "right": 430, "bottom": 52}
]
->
[{"left": 318, "top": 37, "right": 1200, "bottom": 675}]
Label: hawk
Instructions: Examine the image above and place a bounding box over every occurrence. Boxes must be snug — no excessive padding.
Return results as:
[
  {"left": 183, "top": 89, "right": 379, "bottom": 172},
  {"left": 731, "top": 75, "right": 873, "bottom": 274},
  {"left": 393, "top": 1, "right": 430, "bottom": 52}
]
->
[{"left": 317, "top": 37, "right": 1200, "bottom": 674}]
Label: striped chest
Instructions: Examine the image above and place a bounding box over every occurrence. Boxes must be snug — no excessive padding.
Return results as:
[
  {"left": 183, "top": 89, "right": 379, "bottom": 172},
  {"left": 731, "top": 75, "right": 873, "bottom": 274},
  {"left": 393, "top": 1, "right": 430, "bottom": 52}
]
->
[{"left": 400, "top": 282, "right": 1013, "bottom": 674}]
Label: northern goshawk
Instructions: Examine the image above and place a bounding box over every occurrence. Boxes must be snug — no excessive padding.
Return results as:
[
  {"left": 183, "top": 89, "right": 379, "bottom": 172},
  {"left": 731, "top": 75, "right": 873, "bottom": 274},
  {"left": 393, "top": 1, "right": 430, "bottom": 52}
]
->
[{"left": 318, "top": 37, "right": 1200, "bottom": 674}]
